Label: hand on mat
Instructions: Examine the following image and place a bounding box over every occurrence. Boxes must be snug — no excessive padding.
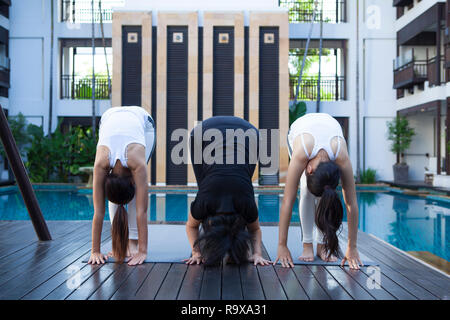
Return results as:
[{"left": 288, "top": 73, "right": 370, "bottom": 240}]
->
[
  {"left": 341, "top": 246, "right": 363, "bottom": 270},
  {"left": 88, "top": 252, "right": 108, "bottom": 265},
  {"left": 274, "top": 244, "right": 294, "bottom": 268},
  {"left": 183, "top": 251, "right": 203, "bottom": 265},
  {"left": 127, "top": 251, "right": 147, "bottom": 266},
  {"left": 249, "top": 254, "right": 272, "bottom": 266}
]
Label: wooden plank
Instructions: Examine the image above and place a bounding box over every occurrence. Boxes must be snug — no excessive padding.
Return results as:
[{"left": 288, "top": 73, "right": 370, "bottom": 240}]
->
[
  {"left": 239, "top": 264, "right": 264, "bottom": 300},
  {"left": 177, "top": 265, "right": 204, "bottom": 300},
  {"left": 40, "top": 264, "right": 104, "bottom": 300},
  {"left": 0, "top": 241, "right": 95, "bottom": 299},
  {"left": 341, "top": 232, "right": 442, "bottom": 300},
  {"left": 21, "top": 231, "right": 112, "bottom": 300},
  {"left": 341, "top": 267, "right": 396, "bottom": 300},
  {"left": 307, "top": 266, "right": 352, "bottom": 300},
  {"left": 0, "top": 222, "right": 111, "bottom": 300},
  {"left": 325, "top": 266, "right": 374, "bottom": 300},
  {"left": 65, "top": 263, "right": 117, "bottom": 300},
  {"left": 88, "top": 263, "right": 136, "bottom": 300},
  {"left": 257, "top": 265, "right": 287, "bottom": 300},
  {"left": 155, "top": 264, "right": 188, "bottom": 300},
  {"left": 291, "top": 266, "right": 330, "bottom": 300},
  {"left": 340, "top": 226, "right": 444, "bottom": 300},
  {"left": 0, "top": 222, "right": 85, "bottom": 269},
  {"left": 362, "top": 242, "right": 450, "bottom": 298},
  {"left": 221, "top": 264, "right": 243, "bottom": 300},
  {"left": 134, "top": 263, "right": 171, "bottom": 300},
  {"left": 199, "top": 264, "right": 222, "bottom": 300},
  {"left": 110, "top": 263, "right": 155, "bottom": 300},
  {"left": 274, "top": 265, "right": 309, "bottom": 300},
  {"left": 0, "top": 225, "right": 93, "bottom": 286},
  {"left": 358, "top": 267, "right": 417, "bottom": 300},
  {"left": 343, "top": 224, "right": 450, "bottom": 288}
]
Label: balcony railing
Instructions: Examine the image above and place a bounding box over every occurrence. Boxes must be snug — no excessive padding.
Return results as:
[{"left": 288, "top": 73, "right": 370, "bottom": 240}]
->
[
  {"left": 61, "top": 75, "right": 111, "bottom": 100},
  {"left": 289, "top": 76, "right": 345, "bottom": 101},
  {"left": 279, "top": 0, "right": 346, "bottom": 23},
  {"left": 393, "top": 60, "right": 427, "bottom": 89},
  {"left": 61, "top": 0, "right": 124, "bottom": 23}
]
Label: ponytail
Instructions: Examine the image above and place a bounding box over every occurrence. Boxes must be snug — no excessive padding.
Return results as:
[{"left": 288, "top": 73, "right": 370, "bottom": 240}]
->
[
  {"left": 306, "top": 161, "right": 343, "bottom": 259},
  {"left": 111, "top": 204, "right": 129, "bottom": 263},
  {"left": 315, "top": 187, "right": 343, "bottom": 259},
  {"left": 105, "top": 172, "right": 135, "bottom": 263}
]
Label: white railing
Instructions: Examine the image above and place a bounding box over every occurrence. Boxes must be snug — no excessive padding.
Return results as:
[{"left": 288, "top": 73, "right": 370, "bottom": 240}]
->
[{"left": 61, "top": 0, "right": 125, "bottom": 24}]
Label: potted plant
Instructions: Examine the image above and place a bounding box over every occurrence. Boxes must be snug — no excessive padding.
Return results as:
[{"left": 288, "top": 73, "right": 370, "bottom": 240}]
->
[{"left": 386, "top": 116, "right": 415, "bottom": 182}]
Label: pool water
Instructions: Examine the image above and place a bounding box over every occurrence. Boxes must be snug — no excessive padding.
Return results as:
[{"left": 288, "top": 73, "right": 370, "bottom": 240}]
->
[{"left": 0, "top": 188, "right": 448, "bottom": 261}]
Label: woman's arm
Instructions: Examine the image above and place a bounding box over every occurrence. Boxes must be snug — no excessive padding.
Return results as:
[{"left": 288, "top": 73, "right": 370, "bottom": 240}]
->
[
  {"left": 247, "top": 218, "right": 271, "bottom": 266},
  {"left": 335, "top": 141, "right": 363, "bottom": 270},
  {"left": 275, "top": 147, "right": 307, "bottom": 267},
  {"left": 88, "top": 149, "right": 109, "bottom": 264},
  {"left": 128, "top": 149, "right": 149, "bottom": 266},
  {"left": 184, "top": 211, "right": 202, "bottom": 264}
]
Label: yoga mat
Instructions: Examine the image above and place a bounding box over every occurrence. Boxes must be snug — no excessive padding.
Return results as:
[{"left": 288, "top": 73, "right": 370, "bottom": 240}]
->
[
  {"left": 261, "top": 226, "right": 378, "bottom": 266},
  {"left": 83, "top": 224, "right": 192, "bottom": 263}
]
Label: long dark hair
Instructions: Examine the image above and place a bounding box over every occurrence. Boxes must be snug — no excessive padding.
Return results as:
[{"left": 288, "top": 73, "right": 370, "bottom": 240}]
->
[
  {"left": 194, "top": 213, "right": 251, "bottom": 266},
  {"left": 105, "top": 172, "right": 135, "bottom": 263},
  {"left": 306, "top": 161, "right": 343, "bottom": 259}
]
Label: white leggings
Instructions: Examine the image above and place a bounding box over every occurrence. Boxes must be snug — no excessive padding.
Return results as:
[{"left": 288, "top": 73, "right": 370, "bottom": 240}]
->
[
  {"left": 288, "top": 134, "right": 324, "bottom": 244},
  {"left": 108, "top": 118, "right": 155, "bottom": 240},
  {"left": 299, "top": 172, "right": 324, "bottom": 244}
]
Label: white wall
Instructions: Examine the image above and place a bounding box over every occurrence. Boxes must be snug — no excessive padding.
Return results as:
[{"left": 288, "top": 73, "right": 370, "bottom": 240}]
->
[{"left": 406, "top": 113, "right": 435, "bottom": 180}]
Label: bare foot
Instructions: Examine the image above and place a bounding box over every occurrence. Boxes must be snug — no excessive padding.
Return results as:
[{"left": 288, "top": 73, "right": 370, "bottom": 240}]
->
[
  {"left": 316, "top": 244, "right": 337, "bottom": 262},
  {"left": 298, "top": 243, "right": 314, "bottom": 262}
]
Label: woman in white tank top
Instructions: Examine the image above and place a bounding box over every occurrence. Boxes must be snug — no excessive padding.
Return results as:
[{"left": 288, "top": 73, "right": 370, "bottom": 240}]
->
[
  {"left": 275, "top": 113, "right": 362, "bottom": 269},
  {"left": 88, "top": 106, "right": 156, "bottom": 266}
]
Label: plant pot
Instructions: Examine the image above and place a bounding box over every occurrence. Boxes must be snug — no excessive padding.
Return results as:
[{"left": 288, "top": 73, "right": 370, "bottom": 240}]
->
[{"left": 393, "top": 163, "right": 408, "bottom": 182}]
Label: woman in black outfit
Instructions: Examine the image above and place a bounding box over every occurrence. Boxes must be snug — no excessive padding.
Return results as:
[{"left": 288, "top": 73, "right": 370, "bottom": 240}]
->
[{"left": 184, "top": 116, "right": 271, "bottom": 266}]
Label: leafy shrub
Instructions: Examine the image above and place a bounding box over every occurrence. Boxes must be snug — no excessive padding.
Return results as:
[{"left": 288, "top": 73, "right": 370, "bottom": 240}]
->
[
  {"left": 25, "top": 122, "right": 97, "bottom": 183},
  {"left": 359, "top": 168, "right": 377, "bottom": 184}
]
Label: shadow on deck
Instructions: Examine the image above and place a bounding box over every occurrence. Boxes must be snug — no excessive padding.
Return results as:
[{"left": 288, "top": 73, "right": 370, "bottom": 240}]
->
[{"left": 0, "top": 221, "right": 448, "bottom": 300}]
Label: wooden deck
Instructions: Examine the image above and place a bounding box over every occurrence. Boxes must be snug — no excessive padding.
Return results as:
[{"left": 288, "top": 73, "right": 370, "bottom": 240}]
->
[{"left": 0, "top": 220, "right": 448, "bottom": 300}]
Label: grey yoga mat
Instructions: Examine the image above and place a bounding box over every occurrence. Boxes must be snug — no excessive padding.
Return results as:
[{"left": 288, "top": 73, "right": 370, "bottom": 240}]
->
[
  {"left": 83, "top": 224, "right": 192, "bottom": 263},
  {"left": 261, "top": 226, "right": 378, "bottom": 266}
]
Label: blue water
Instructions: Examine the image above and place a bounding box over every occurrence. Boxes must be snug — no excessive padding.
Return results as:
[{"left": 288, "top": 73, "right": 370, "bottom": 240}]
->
[{"left": 0, "top": 188, "right": 449, "bottom": 261}]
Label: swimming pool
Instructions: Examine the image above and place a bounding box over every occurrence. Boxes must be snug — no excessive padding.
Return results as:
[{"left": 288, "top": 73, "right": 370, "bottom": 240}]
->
[{"left": 0, "top": 186, "right": 448, "bottom": 261}]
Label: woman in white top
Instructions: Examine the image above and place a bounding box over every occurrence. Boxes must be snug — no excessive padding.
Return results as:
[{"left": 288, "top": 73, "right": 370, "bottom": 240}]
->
[
  {"left": 275, "top": 113, "right": 362, "bottom": 269},
  {"left": 88, "top": 106, "right": 156, "bottom": 266}
]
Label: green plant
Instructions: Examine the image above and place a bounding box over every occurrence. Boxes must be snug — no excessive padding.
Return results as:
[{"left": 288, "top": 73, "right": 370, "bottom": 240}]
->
[
  {"left": 289, "top": 101, "right": 307, "bottom": 126},
  {"left": 386, "top": 116, "right": 415, "bottom": 164},
  {"left": 0, "top": 112, "right": 32, "bottom": 158},
  {"left": 25, "top": 122, "right": 98, "bottom": 183},
  {"left": 360, "top": 168, "right": 377, "bottom": 184}
]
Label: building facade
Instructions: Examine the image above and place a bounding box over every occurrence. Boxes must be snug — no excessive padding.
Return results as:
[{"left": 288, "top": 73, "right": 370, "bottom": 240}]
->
[
  {"left": 392, "top": 0, "right": 449, "bottom": 187},
  {"left": 3, "top": 0, "right": 401, "bottom": 185}
]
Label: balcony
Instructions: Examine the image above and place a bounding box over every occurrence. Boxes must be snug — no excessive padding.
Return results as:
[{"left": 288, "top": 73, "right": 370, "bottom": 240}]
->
[
  {"left": 61, "top": 75, "right": 111, "bottom": 100},
  {"left": 279, "top": 0, "right": 346, "bottom": 23},
  {"left": 60, "top": 0, "right": 124, "bottom": 24},
  {"left": 393, "top": 0, "right": 413, "bottom": 7},
  {"left": 393, "top": 60, "right": 427, "bottom": 89},
  {"left": 289, "top": 76, "right": 345, "bottom": 101}
]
